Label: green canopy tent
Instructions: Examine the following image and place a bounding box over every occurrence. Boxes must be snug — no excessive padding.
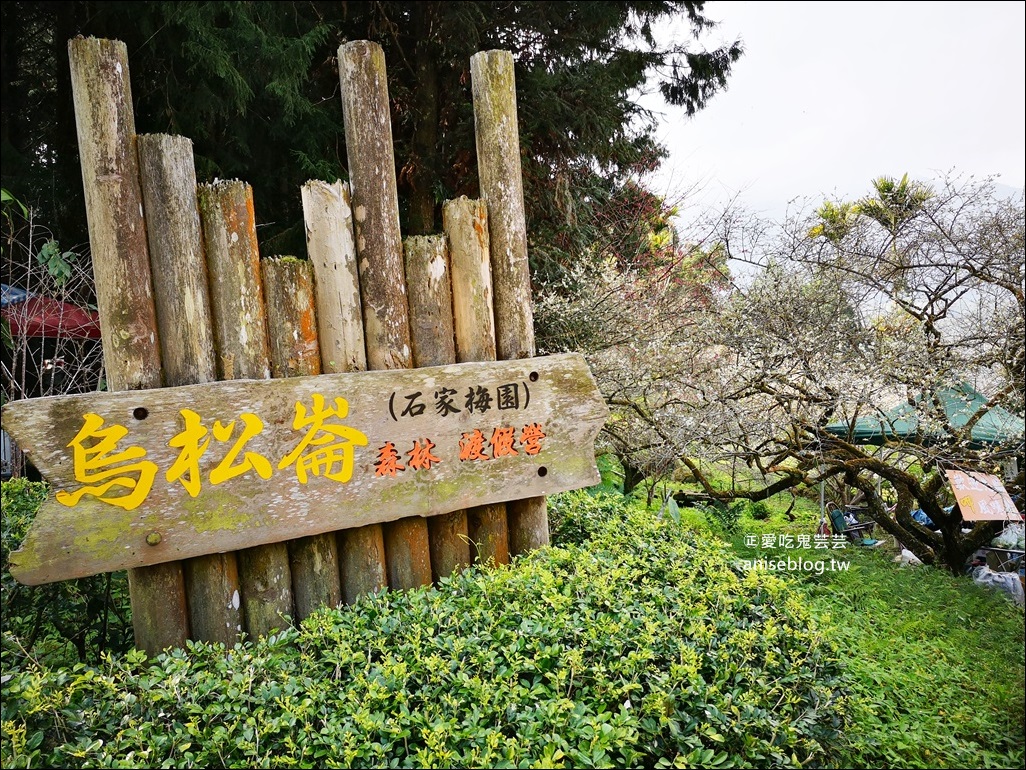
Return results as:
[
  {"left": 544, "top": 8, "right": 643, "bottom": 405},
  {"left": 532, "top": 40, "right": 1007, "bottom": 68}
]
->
[
  {"left": 823, "top": 382, "right": 1024, "bottom": 451},
  {"left": 816, "top": 383, "right": 1024, "bottom": 531}
]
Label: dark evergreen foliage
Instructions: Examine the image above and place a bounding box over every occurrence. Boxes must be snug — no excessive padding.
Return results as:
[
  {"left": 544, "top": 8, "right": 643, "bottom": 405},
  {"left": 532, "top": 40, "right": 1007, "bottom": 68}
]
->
[{"left": 1, "top": 1, "right": 741, "bottom": 279}]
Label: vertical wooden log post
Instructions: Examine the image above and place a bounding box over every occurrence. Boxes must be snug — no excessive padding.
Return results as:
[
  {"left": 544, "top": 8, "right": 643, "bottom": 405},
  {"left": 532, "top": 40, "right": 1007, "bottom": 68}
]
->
[
  {"left": 443, "top": 197, "right": 509, "bottom": 566},
  {"left": 198, "top": 181, "right": 293, "bottom": 640},
  {"left": 204, "top": 261, "right": 294, "bottom": 639},
  {"left": 137, "top": 135, "right": 217, "bottom": 386},
  {"left": 68, "top": 38, "right": 188, "bottom": 655},
  {"left": 337, "top": 41, "right": 412, "bottom": 371},
  {"left": 471, "top": 50, "right": 550, "bottom": 554},
  {"left": 198, "top": 180, "right": 272, "bottom": 382},
  {"left": 137, "top": 134, "right": 245, "bottom": 647},
  {"left": 338, "top": 40, "right": 425, "bottom": 599},
  {"left": 263, "top": 255, "right": 337, "bottom": 619},
  {"left": 302, "top": 180, "right": 366, "bottom": 375},
  {"left": 262, "top": 258, "right": 322, "bottom": 380},
  {"left": 402, "top": 235, "right": 464, "bottom": 583},
  {"left": 67, "top": 40, "right": 160, "bottom": 391},
  {"left": 295, "top": 179, "right": 369, "bottom": 616}
]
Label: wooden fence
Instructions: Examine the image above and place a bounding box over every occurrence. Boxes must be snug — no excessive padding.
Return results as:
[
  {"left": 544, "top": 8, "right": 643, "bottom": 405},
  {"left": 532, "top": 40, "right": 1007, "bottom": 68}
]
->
[{"left": 65, "top": 37, "right": 555, "bottom": 654}]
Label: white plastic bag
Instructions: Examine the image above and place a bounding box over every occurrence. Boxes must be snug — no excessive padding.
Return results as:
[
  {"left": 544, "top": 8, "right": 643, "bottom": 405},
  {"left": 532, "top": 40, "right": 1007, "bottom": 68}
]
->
[
  {"left": 991, "top": 522, "right": 1025, "bottom": 550},
  {"left": 972, "top": 565, "right": 1025, "bottom": 606},
  {"left": 893, "top": 548, "right": 922, "bottom": 567}
]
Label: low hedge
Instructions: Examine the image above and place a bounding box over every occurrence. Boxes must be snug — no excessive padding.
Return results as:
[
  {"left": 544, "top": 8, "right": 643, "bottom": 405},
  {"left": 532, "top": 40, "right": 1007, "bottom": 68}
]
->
[{"left": 2, "top": 492, "right": 847, "bottom": 768}]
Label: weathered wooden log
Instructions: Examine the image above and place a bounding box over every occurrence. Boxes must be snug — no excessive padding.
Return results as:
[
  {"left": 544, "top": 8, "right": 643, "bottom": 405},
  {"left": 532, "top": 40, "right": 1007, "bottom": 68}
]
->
[
  {"left": 443, "top": 197, "right": 509, "bottom": 566},
  {"left": 401, "top": 234, "right": 464, "bottom": 584},
  {"left": 262, "top": 258, "right": 321, "bottom": 380},
  {"left": 255, "top": 256, "right": 320, "bottom": 624},
  {"left": 301, "top": 180, "right": 366, "bottom": 374},
  {"left": 382, "top": 518, "right": 433, "bottom": 591},
  {"left": 427, "top": 510, "right": 472, "bottom": 582},
  {"left": 337, "top": 40, "right": 413, "bottom": 597},
  {"left": 138, "top": 133, "right": 245, "bottom": 646},
  {"left": 405, "top": 235, "right": 455, "bottom": 368},
  {"left": 198, "top": 180, "right": 272, "bottom": 381},
  {"left": 137, "top": 134, "right": 217, "bottom": 386},
  {"left": 68, "top": 38, "right": 161, "bottom": 394},
  {"left": 338, "top": 41, "right": 412, "bottom": 371},
  {"left": 237, "top": 543, "right": 292, "bottom": 639},
  {"left": 466, "top": 503, "right": 510, "bottom": 567},
  {"left": 69, "top": 37, "right": 186, "bottom": 655},
  {"left": 191, "top": 185, "right": 292, "bottom": 641},
  {"left": 299, "top": 181, "right": 368, "bottom": 615},
  {"left": 126, "top": 562, "right": 188, "bottom": 656},
  {"left": 470, "top": 51, "right": 534, "bottom": 362},
  {"left": 445, "top": 198, "right": 496, "bottom": 364},
  {"left": 471, "top": 51, "right": 549, "bottom": 555},
  {"left": 339, "top": 526, "right": 388, "bottom": 604},
  {"left": 182, "top": 556, "right": 242, "bottom": 644},
  {"left": 288, "top": 533, "right": 341, "bottom": 619},
  {"left": 301, "top": 183, "right": 379, "bottom": 620},
  {"left": 370, "top": 243, "right": 438, "bottom": 591}
]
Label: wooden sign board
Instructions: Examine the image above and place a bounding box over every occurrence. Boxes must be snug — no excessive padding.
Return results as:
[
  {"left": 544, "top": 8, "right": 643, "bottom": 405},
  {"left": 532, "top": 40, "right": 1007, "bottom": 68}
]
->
[
  {"left": 946, "top": 470, "right": 1021, "bottom": 521},
  {"left": 2, "top": 353, "right": 607, "bottom": 585}
]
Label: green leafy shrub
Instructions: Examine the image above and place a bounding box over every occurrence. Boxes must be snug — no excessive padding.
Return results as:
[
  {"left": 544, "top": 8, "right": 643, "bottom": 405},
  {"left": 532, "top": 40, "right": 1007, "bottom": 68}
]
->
[
  {"left": 1, "top": 495, "right": 846, "bottom": 769},
  {"left": 548, "top": 489, "right": 629, "bottom": 546},
  {"left": 593, "top": 453, "right": 625, "bottom": 493},
  {"left": 748, "top": 501, "right": 771, "bottom": 520},
  {"left": 720, "top": 498, "right": 771, "bottom": 524},
  {"left": 695, "top": 499, "right": 742, "bottom": 537},
  {"left": 1, "top": 479, "right": 132, "bottom": 668}
]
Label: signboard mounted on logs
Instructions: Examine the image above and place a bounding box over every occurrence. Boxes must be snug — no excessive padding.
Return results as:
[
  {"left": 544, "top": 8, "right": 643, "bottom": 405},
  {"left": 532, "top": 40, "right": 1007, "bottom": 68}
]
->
[
  {"left": 2, "top": 354, "right": 606, "bottom": 585},
  {"left": 13, "top": 37, "right": 596, "bottom": 653}
]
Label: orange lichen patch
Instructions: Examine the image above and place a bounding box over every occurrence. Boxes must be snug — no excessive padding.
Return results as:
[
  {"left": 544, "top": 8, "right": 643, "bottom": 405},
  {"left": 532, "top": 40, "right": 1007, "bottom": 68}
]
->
[
  {"left": 473, "top": 206, "right": 489, "bottom": 251},
  {"left": 298, "top": 304, "right": 319, "bottom": 351}
]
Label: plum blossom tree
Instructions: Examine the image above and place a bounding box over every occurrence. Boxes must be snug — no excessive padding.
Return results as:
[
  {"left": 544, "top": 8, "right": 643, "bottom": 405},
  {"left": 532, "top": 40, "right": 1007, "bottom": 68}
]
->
[{"left": 688, "top": 173, "right": 1024, "bottom": 570}]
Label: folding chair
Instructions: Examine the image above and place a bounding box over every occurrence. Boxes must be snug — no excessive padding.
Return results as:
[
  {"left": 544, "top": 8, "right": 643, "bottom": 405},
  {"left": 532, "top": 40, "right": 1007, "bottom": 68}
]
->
[{"left": 828, "top": 507, "right": 880, "bottom": 547}]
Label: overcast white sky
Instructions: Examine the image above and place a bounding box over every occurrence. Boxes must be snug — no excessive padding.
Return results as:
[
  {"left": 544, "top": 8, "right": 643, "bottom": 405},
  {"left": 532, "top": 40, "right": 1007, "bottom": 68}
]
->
[{"left": 641, "top": 1, "right": 1026, "bottom": 221}]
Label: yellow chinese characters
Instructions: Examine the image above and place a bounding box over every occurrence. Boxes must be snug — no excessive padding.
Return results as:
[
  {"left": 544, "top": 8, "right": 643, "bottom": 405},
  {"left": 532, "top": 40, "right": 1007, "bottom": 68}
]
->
[
  {"left": 278, "top": 394, "right": 368, "bottom": 484},
  {"left": 165, "top": 409, "right": 272, "bottom": 496},
  {"left": 55, "top": 413, "right": 158, "bottom": 511},
  {"left": 54, "top": 395, "right": 543, "bottom": 511},
  {"left": 165, "top": 409, "right": 210, "bottom": 496},
  {"left": 211, "top": 414, "right": 272, "bottom": 485}
]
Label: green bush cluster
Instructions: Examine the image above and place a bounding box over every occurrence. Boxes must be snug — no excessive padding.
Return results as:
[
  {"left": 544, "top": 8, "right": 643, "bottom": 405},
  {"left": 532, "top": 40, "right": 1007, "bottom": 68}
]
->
[
  {"left": 1, "top": 479, "right": 133, "bottom": 668},
  {"left": 747, "top": 501, "right": 772, "bottom": 521},
  {"left": 696, "top": 500, "right": 742, "bottom": 537},
  {"left": 547, "top": 490, "right": 628, "bottom": 546},
  {"left": 2, "top": 491, "right": 846, "bottom": 769}
]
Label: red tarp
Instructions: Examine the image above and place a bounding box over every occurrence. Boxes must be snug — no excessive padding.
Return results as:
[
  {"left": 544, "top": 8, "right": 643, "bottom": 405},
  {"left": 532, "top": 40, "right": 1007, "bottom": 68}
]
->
[{"left": 2, "top": 295, "right": 101, "bottom": 339}]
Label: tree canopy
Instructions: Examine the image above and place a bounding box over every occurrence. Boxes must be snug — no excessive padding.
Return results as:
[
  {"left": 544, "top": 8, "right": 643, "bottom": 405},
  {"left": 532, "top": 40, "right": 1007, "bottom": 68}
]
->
[
  {"left": 1, "top": 1, "right": 742, "bottom": 276},
  {"left": 548, "top": 170, "right": 1022, "bottom": 570}
]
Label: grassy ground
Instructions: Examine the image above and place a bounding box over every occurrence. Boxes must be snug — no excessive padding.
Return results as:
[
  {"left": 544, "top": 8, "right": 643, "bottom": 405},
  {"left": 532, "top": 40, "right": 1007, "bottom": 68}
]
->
[
  {"left": 610, "top": 463, "right": 1026, "bottom": 769},
  {"left": 807, "top": 549, "right": 1025, "bottom": 768}
]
